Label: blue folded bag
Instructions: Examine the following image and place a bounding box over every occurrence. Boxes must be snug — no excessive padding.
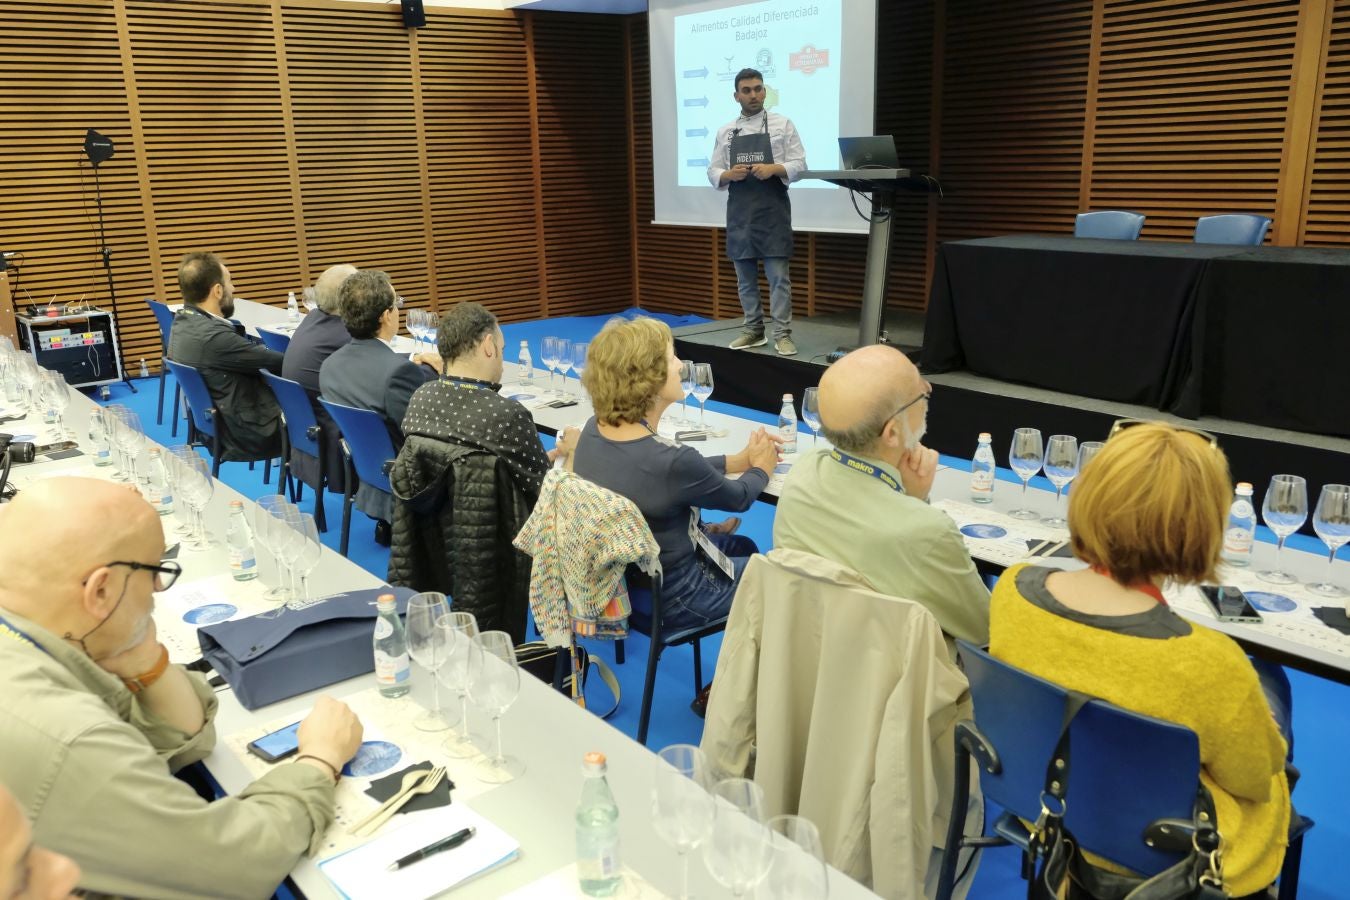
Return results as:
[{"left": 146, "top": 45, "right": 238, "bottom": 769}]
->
[{"left": 197, "top": 586, "right": 415, "bottom": 710}]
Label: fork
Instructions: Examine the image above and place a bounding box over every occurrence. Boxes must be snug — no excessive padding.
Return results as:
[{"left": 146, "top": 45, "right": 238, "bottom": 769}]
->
[
  {"left": 352, "top": 766, "right": 447, "bottom": 837},
  {"left": 346, "top": 767, "right": 435, "bottom": 835}
]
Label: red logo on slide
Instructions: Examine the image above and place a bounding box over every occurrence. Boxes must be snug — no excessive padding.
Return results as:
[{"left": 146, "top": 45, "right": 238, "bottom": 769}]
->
[{"left": 789, "top": 46, "right": 830, "bottom": 76}]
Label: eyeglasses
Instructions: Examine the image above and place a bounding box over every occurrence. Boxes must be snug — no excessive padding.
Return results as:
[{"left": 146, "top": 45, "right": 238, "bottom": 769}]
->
[
  {"left": 1107, "top": 418, "right": 1219, "bottom": 449},
  {"left": 879, "top": 387, "right": 931, "bottom": 436},
  {"left": 103, "top": 559, "right": 183, "bottom": 592}
]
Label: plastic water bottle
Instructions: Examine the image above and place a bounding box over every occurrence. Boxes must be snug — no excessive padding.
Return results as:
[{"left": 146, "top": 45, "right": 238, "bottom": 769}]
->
[
  {"left": 144, "top": 448, "right": 174, "bottom": 516},
  {"left": 373, "top": 594, "right": 411, "bottom": 698},
  {"left": 1222, "top": 482, "right": 1257, "bottom": 567},
  {"left": 518, "top": 340, "right": 533, "bottom": 385},
  {"left": 139, "top": 358, "right": 149, "bottom": 379},
  {"left": 225, "top": 501, "right": 258, "bottom": 581},
  {"left": 970, "top": 432, "right": 995, "bottom": 503},
  {"left": 576, "top": 751, "right": 622, "bottom": 896},
  {"left": 286, "top": 291, "right": 299, "bottom": 323},
  {"left": 778, "top": 393, "right": 798, "bottom": 454}
]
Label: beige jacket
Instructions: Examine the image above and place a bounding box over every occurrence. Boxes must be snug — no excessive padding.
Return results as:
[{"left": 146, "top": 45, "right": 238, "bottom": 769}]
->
[
  {"left": 701, "top": 549, "right": 981, "bottom": 899},
  {"left": 0, "top": 608, "right": 335, "bottom": 900}
]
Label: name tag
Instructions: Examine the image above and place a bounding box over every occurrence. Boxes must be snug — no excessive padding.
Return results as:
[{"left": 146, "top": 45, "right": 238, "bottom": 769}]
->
[{"left": 689, "top": 513, "right": 736, "bottom": 580}]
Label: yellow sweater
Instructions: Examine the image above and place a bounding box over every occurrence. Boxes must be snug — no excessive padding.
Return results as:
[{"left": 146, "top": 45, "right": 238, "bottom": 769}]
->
[{"left": 990, "top": 564, "right": 1290, "bottom": 897}]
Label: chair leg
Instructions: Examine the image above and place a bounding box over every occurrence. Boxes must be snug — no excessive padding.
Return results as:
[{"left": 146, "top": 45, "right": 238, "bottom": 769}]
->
[
  {"left": 935, "top": 743, "right": 974, "bottom": 900},
  {"left": 263, "top": 458, "right": 272, "bottom": 485},
  {"left": 210, "top": 438, "right": 222, "bottom": 479},
  {"left": 294, "top": 479, "right": 304, "bottom": 503},
  {"left": 339, "top": 460, "right": 355, "bottom": 557},
  {"left": 614, "top": 639, "right": 625, "bottom": 665},
  {"left": 692, "top": 639, "right": 704, "bottom": 694},
  {"left": 636, "top": 641, "right": 664, "bottom": 746},
  {"left": 171, "top": 385, "right": 182, "bottom": 438},
  {"left": 156, "top": 371, "right": 166, "bottom": 425},
  {"left": 1277, "top": 828, "right": 1306, "bottom": 900}
]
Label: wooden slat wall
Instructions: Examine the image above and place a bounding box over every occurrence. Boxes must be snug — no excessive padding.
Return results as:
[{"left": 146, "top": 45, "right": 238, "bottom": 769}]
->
[{"left": 1303, "top": 1, "right": 1350, "bottom": 245}]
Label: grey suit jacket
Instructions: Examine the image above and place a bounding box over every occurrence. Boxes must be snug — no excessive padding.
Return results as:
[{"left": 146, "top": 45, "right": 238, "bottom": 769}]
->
[{"left": 281, "top": 309, "right": 351, "bottom": 490}]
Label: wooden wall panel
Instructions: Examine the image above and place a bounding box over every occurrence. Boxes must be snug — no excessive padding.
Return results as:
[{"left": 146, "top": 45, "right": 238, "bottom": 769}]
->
[{"left": 1303, "top": 0, "right": 1350, "bottom": 245}]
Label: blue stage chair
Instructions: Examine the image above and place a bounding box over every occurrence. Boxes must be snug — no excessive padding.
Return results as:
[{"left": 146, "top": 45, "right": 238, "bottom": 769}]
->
[
  {"left": 1194, "top": 214, "right": 1272, "bottom": 246},
  {"left": 257, "top": 327, "right": 291, "bottom": 353},
  {"left": 165, "top": 359, "right": 273, "bottom": 485},
  {"left": 318, "top": 398, "right": 396, "bottom": 557},
  {"left": 1074, "top": 210, "right": 1145, "bottom": 240},
  {"left": 260, "top": 370, "right": 327, "bottom": 533},
  {"left": 146, "top": 299, "right": 182, "bottom": 436}
]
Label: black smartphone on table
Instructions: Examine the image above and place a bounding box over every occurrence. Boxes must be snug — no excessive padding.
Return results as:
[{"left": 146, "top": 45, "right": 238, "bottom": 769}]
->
[
  {"left": 246, "top": 721, "right": 302, "bottom": 763},
  {"left": 1198, "top": 585, "right": 1264, "bottom": 624}
]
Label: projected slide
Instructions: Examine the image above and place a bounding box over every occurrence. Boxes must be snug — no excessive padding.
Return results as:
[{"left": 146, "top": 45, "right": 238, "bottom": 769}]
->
[{"left": 674, "top": 2, "right": 840, "bottom": 188}]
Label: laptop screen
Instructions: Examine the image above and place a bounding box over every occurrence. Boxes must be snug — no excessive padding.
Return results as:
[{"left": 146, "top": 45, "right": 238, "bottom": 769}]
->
[{"left": 839, "top": 135, "right": 900, "bottom": 170}]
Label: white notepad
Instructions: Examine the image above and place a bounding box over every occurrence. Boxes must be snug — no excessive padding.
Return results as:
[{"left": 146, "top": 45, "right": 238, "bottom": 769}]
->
[{"left": 319, "top": 804, "right": 520, "bottom": 900}]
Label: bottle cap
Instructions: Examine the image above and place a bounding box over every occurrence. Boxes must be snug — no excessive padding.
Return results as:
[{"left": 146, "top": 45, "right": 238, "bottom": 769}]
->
[
  {"left": 520, "top": 339, "right": 528, "bottom": 345},
  {"left": 376, "top": 593, "right": 396, "bottom": 609},
  {"left": 1236, "top": 482, "right": 1253, "bottom": 493},
  {"left": 782, "top": 393, "right": 792, "bottom": 401},
  {"left": 228, "top": 500, "right": 243, "bottom": 509},
  {"left": 978, "top": 432, "right": 991, "bottom": 440},
  {"left": 584, "top": 751, "right": 606, "bottom": 767}
]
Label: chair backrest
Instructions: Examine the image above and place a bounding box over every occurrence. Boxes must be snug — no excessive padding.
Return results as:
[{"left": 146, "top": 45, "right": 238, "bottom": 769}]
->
[
  {"left": 260, "top": 370, "right": 319, "bottom": 456},
  {"left": 146, "top": 299, "right": 175, "bottom": 351},
  {"left": 318, "top": 398, "right": 395, "bottom": 493},
  {"left": 164, "top": 359, "right": 216, "bottom": 440},
  {"left": 256, "top": 328, "right": 291, "bottom": 353},
  {"left": 1193, "top": 213, "right": 1271, "bottom": 246},
  {"left": 957, "top": 641, "right": 1202, "bottom": 876},
  {"left": 1074, "top": 210, "right": 1145, "bottom": 240}
]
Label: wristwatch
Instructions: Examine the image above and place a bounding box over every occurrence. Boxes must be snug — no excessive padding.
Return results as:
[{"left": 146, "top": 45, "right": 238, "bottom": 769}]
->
[{"left": 123, "top": 645, "right": 171, "bottom": 693}]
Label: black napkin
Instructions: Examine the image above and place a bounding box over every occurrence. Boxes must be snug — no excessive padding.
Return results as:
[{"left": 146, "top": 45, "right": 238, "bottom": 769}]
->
[
  {"left": 1313, "top": 607, "right": 1350, "bottom": 635},
  {"left": 364, "top": 761, "right": 454, "bottom": 815}
]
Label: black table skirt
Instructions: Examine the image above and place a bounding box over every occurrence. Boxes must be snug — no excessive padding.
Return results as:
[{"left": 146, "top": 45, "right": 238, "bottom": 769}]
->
[{"left": 921, "top": 235, "right": 1244, "bottom": 406}]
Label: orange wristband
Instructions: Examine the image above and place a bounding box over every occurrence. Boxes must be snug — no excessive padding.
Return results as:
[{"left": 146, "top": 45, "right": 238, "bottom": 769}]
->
[{"left": 123, "top": 645, "right": 171, "bottom": 694}]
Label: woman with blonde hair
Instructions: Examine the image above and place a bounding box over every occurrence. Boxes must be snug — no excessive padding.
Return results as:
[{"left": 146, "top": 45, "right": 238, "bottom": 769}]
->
[
  {"left": 572, "top": 317, "right": 779, "bottom": 634},
  {"left": 990, "top": 421, "right": 1293, "bottom": 898}
]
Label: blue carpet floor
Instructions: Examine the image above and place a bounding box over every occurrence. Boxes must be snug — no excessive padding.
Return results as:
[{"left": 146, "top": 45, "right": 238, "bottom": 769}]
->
[{"left": 101, "top": 308, "right": 1346, "bottom": 899}]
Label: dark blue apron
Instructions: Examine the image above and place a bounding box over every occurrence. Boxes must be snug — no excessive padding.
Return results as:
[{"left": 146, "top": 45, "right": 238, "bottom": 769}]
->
[{"left": 726, "top": 113, "right": 793, "bottom": 261}]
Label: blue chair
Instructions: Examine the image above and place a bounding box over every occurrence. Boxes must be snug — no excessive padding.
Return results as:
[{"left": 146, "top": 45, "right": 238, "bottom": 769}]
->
[
  {"left": 1194, "top": 214, "right": 1271, "bottom": 246},
  {"left": 1074, "top": 210, "right": 1145, "bottom": 240},
  {"left": 935, "top": 642, "right": 1311, "bottom": 900},
  {"left": 257, "top": 327, "right": 291, "bottom": 353},
  {"left": 318, "top": 398, "right": 396, "bottom": 557},
  {"left": 165, "top": 359, "right": 272, "bottom": 485},
  {"left": 260, "top": 371, "right": 328, "bottom": 533},
  {"left": 146, "top": 299, "right": 183, "bottom": 436}
]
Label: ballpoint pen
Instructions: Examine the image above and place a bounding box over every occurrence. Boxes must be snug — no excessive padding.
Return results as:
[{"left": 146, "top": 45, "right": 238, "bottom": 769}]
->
[{"left": 387, "top": 827, "right": 477, "bottom": 871}]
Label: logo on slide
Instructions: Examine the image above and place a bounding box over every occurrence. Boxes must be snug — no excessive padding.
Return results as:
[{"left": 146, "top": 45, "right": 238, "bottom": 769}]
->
[
  {"left": 789, "top": 45, "right": 831, "bottom": 76},
  {"left": 755, "top": 48, "right": 777, "bottom": 78}
]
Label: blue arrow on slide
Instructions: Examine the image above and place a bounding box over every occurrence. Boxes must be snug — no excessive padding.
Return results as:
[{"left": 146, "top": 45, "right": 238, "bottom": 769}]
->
[
  {"left": 683, "top": 96, "right": 709, "bottom": 108},
  {"left": 687, "top": 157, "right": 710, "bottom": 168},
  {"left": 685, "top": 127, "right": 709, "bottom": 138},
  {"left": 683, "top": 67, "right": 709, "bottom": 78}
]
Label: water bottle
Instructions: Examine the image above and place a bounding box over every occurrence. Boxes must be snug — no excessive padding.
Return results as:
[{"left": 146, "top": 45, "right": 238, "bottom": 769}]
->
[
  {"left": 373, "top": 594, "right": 412, "bottom": 698},
  {"left": 139, "top": 358, "right": 150, "bottom": 379},
  {"left": 225, "top": 501, "right": 258, "bottom": 581},
  {"left": 778, "top": 393, "right": 798, "bottom": 454},
  {"left": 576, "top": 751, "right": 622, "bottom": 896},
  {"left": 970, "top": 432, "right": 995, "bottom": 503},
  {"left": 1222, "top": 482, "right": 1257, "bottom": 567},
  {"left": 518, "top": 340, "right": 533, "bottom": 385},
  {"left": 286, "top": 291, "right": 299, "bottom": 322},
  {"left": 144, "top": 448, "right": 174, "bottom": 516}
]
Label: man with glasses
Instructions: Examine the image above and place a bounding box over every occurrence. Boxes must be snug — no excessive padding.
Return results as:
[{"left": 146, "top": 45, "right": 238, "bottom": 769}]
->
[
  {"left": 0, "top": 478, "right": 364, "bottom": 898},
  {"left": 774, "top": 345, "right": 990, "bottom": 647}
]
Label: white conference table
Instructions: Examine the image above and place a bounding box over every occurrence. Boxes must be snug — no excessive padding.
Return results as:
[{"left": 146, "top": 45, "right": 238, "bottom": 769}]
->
[{"left": 3, "top": 374, "right": 876, "bottom": 899}]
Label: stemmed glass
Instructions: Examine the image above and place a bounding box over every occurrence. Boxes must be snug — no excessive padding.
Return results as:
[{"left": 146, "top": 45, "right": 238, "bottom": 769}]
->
[
  {"left": 1041, "top": 435, "right": 1079, "bottom": 528},
  {"left": 652, "top": 744, "right": 715, "bottom": 899},
  {"left": 1309, "top": 484, "right": 1350, "bottom": 597},
  {"left": 571, "top": 342, "right": 588, "bottom": 398},
  {"left": 114, "top": 409, "right": 146, "bottom": 485},
  {"left": 88, "top": 408, "right": 115, "bottom": 467},
  {"left": 254, "top": 495, "right": 294, "bottom": 602},
  {"left": 1008, "top": 427, "right": 1044, "bottom": 520},
  {"left": 801, "top": 387, "right": 822, "bottom": 447},
  {"left": 541, "top": 336, "right": 561, "bottom": 395},
  {"left": 278, "top": 506, "right": 310, "bottom": 606},
  {"left": 290, "top": 513, "right": 324, "bottom": 606},
  {"left": 406, "top": 593, "right": 452, "bottom": 732},
  {"left": 39, "top": 372, "right": 71, "bottom": 440},
  {"left": 691, "top": 363, "right": 714, "bottom": 429},
  {"left": 760, "top": 815, "right": 829, "bottom": 899},
  {"left": 705, "top": 778, "right": 773, "bottom": 898},
  {"left": 436, "top": 612, "right": 482, "bottom": 757},
  {"left": 470, "top": 630, "right": 523, "bottom": 783},
  {"left": 678, "top": 360, "right": 696, "bottom": 427},
  {"left": 423, "top": 311, "right": 440, "bottom": 356},
  {"left": 1258, "top": 474, "right": 1308, "bottom": 585},
  {"left": 178, "top": 454, "right": 215, "bottom": 550},
  {"left": 406, "top": 309, "right": 426, "bottom": 354},
  {"left": 556, "top": 338, "right": 574, "bottom": 399},
  {"left": 1078, "top": 440, "right": 1105, "bottom": 474}
]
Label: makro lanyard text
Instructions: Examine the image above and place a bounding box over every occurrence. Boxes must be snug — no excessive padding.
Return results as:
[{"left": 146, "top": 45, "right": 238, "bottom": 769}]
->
[
  {"left": 0, "top": 614, "right": 51, "bottom": 657},
  {"left": 441, "top": 377, "right": 492, "bottom": 392},
  {"left": 827, "top": 448, "right": 903, "bottom": 494}
]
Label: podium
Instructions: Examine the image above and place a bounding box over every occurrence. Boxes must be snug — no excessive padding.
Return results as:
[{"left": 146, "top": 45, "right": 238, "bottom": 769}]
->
[{"left": 800, "top": 168, "right": 917, "bottom": 348}]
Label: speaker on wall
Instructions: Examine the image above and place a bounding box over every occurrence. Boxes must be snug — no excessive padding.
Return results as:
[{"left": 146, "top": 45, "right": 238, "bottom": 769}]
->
[{"left": 401, "top": 0, "right": 426, "bottom": 28}]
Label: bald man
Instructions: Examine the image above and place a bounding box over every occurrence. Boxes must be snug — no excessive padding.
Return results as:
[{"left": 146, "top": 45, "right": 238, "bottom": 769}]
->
[
  {"left": 0, "top": 478, "right": 363, "bottom": 899},
  {"left": 774, "top": 346, "right": 990, "bottom": 646}
]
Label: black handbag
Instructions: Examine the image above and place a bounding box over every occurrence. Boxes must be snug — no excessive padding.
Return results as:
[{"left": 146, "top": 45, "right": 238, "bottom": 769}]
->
[{"left": 515, "top": 640, "right": 621, "bottom": 719}]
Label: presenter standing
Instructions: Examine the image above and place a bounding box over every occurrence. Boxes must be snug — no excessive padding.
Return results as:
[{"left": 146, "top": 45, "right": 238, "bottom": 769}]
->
[{"left": 708, "top": 67, "right": 807, "bottom": 356}]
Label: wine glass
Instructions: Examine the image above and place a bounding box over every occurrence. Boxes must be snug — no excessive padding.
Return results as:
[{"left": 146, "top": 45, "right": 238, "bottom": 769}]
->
[
  {"left": 39, "top": 372, "right": 71, "bottom": 440},
  {"left": 290, "top": 512, "right": 324, "bottom": 606},
  {"left": 470, "top": 630, "right": 523, "bottom": 783},
  {"left": 571, "top": 342, "right": 588, "bottom": 398},
  {"left": 692, "top": 363, "right": 714, "bottom": 429},
  {"left": 705, "top": 778, "right": 772, "bottom": 897},
  {"left": 406, "top": 592, "right": 452, "bottom": 732},
  {"left": 1258, "top": 474, "right": 1308, "bottom": 585},
  {"left": 178, "top": 455, "right": 215, "bottom": 550},
  {"left": 556, "top": 338, "right": 574, "bottom": 398},
  {"left": 1041, "top": 435, "right": 1078, "bottom": 528},
  {"left": 801, "top": 386, "right": 822, "bottom": 447},
  {"left": 652, "top": 744, "right": 715, "bottom": 899},
  {"left": 1309, "top": 484, "right": 1350, "bottom": 597},
  {"left": 424, "top": 311, "right": 440, "bottom": 355},
  {"left": 1008, "top": 427, "right": 1044, "bottom": 520},
  {"left": 254, "top": 494, "right": 293, "bottom": 601},
  {"left": 678, "top": 360, "right": 696, "bottom": 427},
  {"left": 115, "top": 408, "right": 147, "bottom": 486},
  {"left": 759, "top": 815, "right": 828, "bottom": 899},
  {"left": 541, "top": 336, "right": 561, "bottom": 395},
  {"left": 87, "top": 408, "right": 115, "bottom": 468},
  {"left": 406, "top": 309, "right": 424, "bottom": 354},
  {"left": 1078, "top": 440, "right": 1105, "bottom": 474},
  {"left": 436, "top": 612, "right": 482, "bottom": 757}
]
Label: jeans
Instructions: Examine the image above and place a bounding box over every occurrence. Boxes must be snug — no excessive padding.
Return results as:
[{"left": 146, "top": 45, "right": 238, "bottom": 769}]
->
[
  {"left": 659, "top": 533, "right": 758, "bottom": 634},
  {"left": 733, "top": 257, "right": 792, "bottom": 338}
]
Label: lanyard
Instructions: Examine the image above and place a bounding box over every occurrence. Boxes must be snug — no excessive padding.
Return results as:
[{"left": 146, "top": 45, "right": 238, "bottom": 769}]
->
[
  {"left": 0, "top": 613, "right": 51, "bottom": 657},
  {"left": 1090, "top": 566, "right": 1168, "bottom": 606},
  {"left": 827, "top": 448, "right": 903, "bottom": 494},
  {"left": 441, "top": 376, "right": 495, "bottom": 392}
]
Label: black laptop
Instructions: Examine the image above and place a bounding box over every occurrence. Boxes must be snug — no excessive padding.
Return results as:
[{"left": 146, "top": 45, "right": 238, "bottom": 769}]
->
[{"left": 838, "top": 135, "right": 900, "bottom": 170}]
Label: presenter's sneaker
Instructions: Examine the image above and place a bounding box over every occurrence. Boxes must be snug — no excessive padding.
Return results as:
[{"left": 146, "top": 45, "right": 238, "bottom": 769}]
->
[
  {"left": 729, "top": 330, "right": 767, "bottom": 350},
  {"left": 775, "top": 335, "right": 798, "bottom": 356}
]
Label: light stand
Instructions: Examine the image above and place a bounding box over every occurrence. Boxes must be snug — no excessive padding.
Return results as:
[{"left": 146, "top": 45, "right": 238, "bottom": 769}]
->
[{"left": 84, "top": 129, "right": 136, "bottom": 394}]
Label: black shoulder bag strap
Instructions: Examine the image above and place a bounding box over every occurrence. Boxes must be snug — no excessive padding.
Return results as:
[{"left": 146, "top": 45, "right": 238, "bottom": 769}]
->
[{"left": 1028, "top": 690, "right": 1093, "bottom": 900}]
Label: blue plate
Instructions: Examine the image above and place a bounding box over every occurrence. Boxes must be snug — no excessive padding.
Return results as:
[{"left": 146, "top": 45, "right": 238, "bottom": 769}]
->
[
  {"left": 773, "top": 463, "right": 792, "bottom": 475},
  {"left": 343, "top": 741, "right": 403, "bottom": 778},
  {"left": 961, "top": 523, "right": 1009, "bottom": 540},
  {"left": 10, "top": 434, "right": 36, "bottom": 442},
  {"left": 506, "top": 393, "right": 535, "bottom": 402},
  {"left": 1245, "top": 591, "right": 1297, "bottom": 613},
  {"left": 182, "top": 603, "right": 238, "bottom": 626}
]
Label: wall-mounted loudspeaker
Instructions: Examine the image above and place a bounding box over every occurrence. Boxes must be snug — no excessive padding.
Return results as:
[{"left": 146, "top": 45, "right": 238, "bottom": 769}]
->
[{"left": 401, "top": 0, "right": 426, "bottom": 29}]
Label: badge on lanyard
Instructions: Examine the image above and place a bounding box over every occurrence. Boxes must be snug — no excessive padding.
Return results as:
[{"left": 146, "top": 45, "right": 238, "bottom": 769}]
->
[{"left": 689, "top": 511, "right": 736, "bottom": 580}]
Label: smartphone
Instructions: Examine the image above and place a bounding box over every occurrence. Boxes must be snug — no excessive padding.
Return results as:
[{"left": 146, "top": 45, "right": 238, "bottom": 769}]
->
[
  {"left": 675, "top": 430, "right": 708, "bottom": 442},
  {"left": 40, "top": 448, "right": 84, "bottom": 461},
  {"left": 246, "top": 721, "right": 302, "bottom": 763},
  {"left": 1198, "top": 585, "right": 1264, "bottom": 624}
]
